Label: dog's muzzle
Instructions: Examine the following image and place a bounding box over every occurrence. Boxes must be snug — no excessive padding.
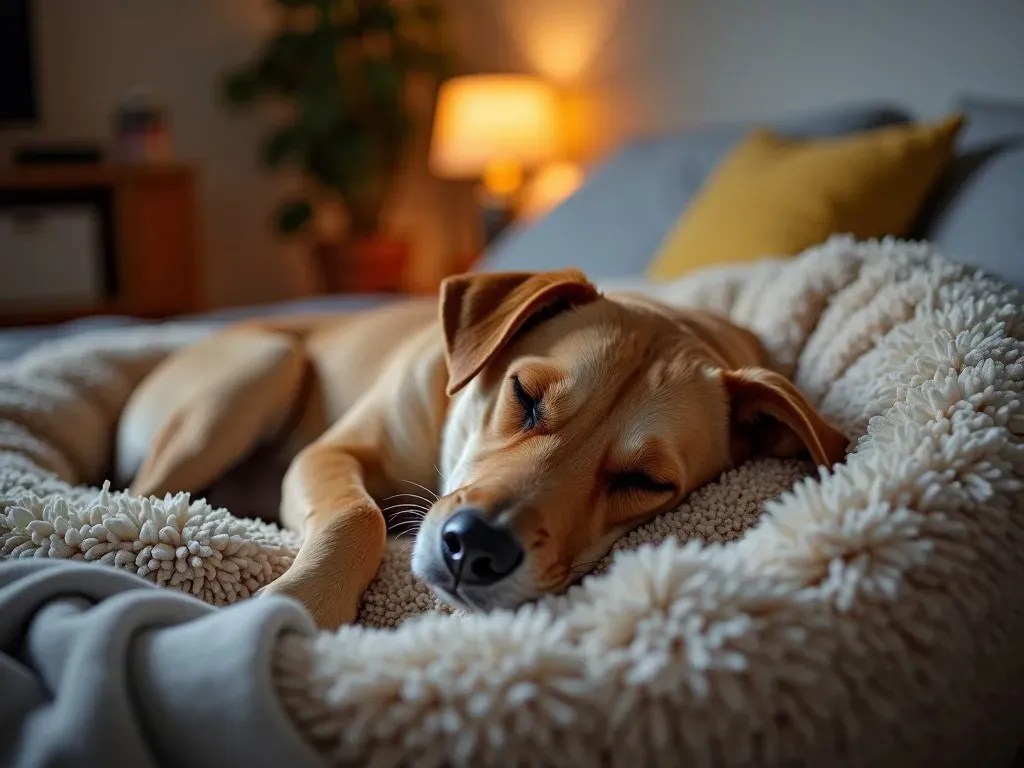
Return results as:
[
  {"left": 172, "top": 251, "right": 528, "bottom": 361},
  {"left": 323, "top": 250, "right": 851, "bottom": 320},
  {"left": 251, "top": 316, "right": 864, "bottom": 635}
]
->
[{"left": 440, "top": 509, "right": 523, "bottom": 586}]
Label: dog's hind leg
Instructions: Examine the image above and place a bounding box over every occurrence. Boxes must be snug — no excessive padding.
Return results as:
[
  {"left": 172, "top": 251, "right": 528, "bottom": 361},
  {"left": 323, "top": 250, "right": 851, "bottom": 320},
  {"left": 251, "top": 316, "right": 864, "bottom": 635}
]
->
[{"left": 118, "top": 327, "right": 316, "bottom": 499}]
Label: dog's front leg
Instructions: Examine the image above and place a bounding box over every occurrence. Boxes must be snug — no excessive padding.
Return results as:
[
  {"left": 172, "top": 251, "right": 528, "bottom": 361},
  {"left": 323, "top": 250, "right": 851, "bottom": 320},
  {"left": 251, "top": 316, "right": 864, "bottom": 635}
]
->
[
  {"left": 260, "top": 331, "right": 448, "bottom": 629},
  {"left": 259, "top": 440, "right": 387, "bottom": 629}
]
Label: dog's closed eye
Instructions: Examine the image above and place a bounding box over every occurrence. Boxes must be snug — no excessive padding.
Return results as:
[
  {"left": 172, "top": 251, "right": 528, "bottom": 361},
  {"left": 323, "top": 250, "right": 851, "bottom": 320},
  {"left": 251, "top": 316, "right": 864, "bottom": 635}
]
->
[
  {"left": 607, "top": 471, "right": 676, "bottom": 495},
  {"left": 512, "top": 375, "right": 541, "bottom": 431}
]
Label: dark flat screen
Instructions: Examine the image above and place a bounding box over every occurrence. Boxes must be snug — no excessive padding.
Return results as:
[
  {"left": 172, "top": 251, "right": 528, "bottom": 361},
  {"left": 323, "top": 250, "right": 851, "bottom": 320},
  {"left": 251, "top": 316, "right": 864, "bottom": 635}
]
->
[{"left": 0, "top": 0, "right": 38, "bottom": 123}]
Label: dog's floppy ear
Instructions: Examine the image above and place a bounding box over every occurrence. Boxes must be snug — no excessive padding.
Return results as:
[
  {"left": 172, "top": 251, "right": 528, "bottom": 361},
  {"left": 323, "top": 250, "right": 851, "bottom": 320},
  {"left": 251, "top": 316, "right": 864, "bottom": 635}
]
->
[
  {"left": 722, "top": 367, "right": 848, "bottom": 468},
  {"left": 440, "top": 269, "right": 599, "bottom": 395}
]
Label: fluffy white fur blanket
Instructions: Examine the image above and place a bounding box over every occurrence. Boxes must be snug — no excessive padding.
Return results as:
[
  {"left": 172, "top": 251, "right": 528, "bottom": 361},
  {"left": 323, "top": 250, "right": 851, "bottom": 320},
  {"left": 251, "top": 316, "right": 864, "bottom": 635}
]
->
[{"left": 2, "top": 237, "right": 1024, "bottom": 766}]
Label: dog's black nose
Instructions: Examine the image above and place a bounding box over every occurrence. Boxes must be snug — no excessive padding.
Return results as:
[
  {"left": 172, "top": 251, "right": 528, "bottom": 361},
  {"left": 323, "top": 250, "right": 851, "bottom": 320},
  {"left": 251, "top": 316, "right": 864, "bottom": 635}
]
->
[{"left": 440, "top": 509, "right": 523, "bottom": 585}]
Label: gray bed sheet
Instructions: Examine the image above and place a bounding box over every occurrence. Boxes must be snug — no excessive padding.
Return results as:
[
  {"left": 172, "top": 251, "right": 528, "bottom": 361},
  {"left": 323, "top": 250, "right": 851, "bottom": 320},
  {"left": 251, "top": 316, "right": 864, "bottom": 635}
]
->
[{"left": 0, "top": 294, "right": 397, "bottom": 362}]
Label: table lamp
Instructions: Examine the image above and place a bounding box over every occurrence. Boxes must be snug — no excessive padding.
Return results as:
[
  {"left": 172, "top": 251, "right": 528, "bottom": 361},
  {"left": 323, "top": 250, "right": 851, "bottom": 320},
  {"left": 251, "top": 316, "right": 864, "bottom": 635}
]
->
[{"left": 430, "top": 74, "right": 559, "bottom": 245}]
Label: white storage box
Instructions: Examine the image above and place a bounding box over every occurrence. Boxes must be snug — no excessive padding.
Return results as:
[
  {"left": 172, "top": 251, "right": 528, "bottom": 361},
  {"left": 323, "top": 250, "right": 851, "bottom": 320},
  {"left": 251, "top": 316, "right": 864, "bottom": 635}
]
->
[{"left": 0, "top": 205, "right": 104, "bottom": 305}]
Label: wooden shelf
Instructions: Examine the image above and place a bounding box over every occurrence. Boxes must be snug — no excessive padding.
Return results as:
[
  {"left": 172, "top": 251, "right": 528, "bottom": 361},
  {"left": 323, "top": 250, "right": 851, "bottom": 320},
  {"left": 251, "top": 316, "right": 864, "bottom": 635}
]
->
[
  {"left": 0, "top": 302, "right": 183, "bottom": 328},
  {"left": 0, "top": 163, "right": 200, "bottom": 327},
  {"left": 0, "top": 163, "right": 194, "bottom": 189}
]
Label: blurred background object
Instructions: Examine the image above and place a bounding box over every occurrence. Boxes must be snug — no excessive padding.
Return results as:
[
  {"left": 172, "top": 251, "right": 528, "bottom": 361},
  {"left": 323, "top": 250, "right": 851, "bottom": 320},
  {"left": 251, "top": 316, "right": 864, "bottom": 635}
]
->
[
  {"left": 0, "top": 0, "right": 199, "bottom": 325},
  {"left": 429, "top": 74, "right": 560, "bottom": 244},
  {"left": 0, "top": 0, "right": 1022, "bottom": 322},
  {"left": 113, "top": 88, "right": 173, "bottom": 165},
  {"left": 517, "top": 160, "right": 584, "bottom": 223},
  {"left": 0, "top": 0, "right": 37, "bottom": 124},
  {"left": 222, "top": 0, "right": 452, "bottom": 294}
]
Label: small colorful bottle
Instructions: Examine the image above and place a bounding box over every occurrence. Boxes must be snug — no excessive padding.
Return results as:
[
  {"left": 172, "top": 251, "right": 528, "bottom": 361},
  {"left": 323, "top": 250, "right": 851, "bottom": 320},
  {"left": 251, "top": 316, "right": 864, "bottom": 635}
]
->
[{"left": 114, "top": 88, "right": 172, "bottom": 165}]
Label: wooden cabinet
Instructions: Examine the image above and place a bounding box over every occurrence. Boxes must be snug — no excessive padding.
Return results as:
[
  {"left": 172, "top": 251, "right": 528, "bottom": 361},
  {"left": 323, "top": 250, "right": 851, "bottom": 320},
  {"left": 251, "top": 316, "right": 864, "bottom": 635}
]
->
[{"left": 0, "top": 164, "right": 199, "bottom": 326}]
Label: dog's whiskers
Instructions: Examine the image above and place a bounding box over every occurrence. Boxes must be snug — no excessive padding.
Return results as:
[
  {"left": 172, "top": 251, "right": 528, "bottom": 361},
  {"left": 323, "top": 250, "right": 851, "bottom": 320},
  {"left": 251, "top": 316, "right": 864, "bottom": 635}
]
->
[
  {"left": 432, "top": 463, "right": 448, "bottom": 493},
  {"left": 390, "top": 520, "right": 422, "bottom": 533},
  {"left": 381, "top": 511, "right": 427, "bottom": 524},
  {"left": 397, "top": 479, "right": 439, "bottom": 502},
  {"left": 390, "top": 531, "right": 420, "bottom": 557},
  {"left": 380, "top": 499, "right": 428, "bottom": 510},
  {"left": 390, "top": 529, "right": 423, "bottom": 543},
  {"left": 384, "top": 492, "right": 437, "bottom": 508},
  {"left": 394, "top": 537, "right": 420, "bottom": 552},
  {"left": 380, "top": 502, "right": 428, "bottom": 516}
]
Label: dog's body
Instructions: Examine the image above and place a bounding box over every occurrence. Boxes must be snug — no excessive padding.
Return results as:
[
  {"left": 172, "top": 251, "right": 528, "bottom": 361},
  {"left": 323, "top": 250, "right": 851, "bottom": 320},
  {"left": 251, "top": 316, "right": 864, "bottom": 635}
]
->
[{"left": 119, "top": 270, "right": 848, "bottom": 628}]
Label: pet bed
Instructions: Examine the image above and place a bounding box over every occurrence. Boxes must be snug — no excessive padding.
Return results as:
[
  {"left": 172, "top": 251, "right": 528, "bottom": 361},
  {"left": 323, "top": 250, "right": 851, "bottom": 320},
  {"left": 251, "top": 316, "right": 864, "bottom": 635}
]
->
[{"left": 2, "top": 236, "right": 1023, "bottom": 766}]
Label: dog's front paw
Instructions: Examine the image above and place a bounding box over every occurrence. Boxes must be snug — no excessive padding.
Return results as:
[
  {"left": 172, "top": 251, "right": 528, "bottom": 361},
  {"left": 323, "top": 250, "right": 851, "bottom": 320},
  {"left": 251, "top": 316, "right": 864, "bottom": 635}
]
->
[{"left": 258, "top": 571, "right": 360, "bottom": 630}]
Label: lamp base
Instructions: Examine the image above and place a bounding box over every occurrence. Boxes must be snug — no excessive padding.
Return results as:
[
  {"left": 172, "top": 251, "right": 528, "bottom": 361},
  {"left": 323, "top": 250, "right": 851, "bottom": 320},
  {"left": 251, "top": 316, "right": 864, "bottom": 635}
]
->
[
  {"left": 481, "top": 202, "right": 514, "bottom": 247},
  {"left": 475, "top": 184, "right": 516, "bottom": 247}
]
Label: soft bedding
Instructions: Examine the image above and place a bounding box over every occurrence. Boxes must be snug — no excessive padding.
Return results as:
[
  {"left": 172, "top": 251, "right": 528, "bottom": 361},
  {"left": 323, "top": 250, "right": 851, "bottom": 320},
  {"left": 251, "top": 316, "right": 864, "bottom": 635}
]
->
[
  {"left": 0, "top": 294, "right": 398, "bottom": 362},
  {"left": 2, "top": 236, "right": 1024, "bottom": 766},
  {"left": 0, "top": 559, "right": 321, "bottom": 768}
]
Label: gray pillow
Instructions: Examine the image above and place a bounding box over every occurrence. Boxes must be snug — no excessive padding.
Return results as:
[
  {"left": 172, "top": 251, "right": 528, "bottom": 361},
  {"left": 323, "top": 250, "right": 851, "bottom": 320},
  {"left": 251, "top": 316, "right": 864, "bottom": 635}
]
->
[
  {"left": 921, "top": 95, "right": 1024, "bottom": 288},
  {"left": 478, "top": 103, "right": 910, "bottom": 278},
  {"left": 955, "top": 95, "right": 1024, "bottom": 148}
]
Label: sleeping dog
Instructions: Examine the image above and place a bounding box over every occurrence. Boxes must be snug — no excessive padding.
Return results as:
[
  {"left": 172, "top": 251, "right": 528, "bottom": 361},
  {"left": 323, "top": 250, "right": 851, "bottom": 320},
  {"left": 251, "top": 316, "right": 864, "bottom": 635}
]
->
[{"left": 117, "top": 270, "right": 848, "bottom": 628}]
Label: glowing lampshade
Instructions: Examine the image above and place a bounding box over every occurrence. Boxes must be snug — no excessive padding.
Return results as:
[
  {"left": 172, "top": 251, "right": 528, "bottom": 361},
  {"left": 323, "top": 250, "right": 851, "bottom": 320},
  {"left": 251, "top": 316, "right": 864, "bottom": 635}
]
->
[{"left": 430, "top": 75, "right": 560, "bottom": 195}]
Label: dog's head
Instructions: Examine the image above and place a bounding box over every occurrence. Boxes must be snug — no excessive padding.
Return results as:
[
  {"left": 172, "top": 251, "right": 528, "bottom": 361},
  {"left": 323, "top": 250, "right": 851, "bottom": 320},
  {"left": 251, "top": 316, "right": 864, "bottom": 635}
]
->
[{"left": 411, "top": 269, "right": 847, "bottom": 611}]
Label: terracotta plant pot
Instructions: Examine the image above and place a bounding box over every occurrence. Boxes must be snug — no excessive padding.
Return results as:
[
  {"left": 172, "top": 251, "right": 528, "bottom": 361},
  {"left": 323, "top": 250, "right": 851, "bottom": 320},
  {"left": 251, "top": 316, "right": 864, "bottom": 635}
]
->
[{"left": 313, "top": 236, "right": 409, "bottom": 294}]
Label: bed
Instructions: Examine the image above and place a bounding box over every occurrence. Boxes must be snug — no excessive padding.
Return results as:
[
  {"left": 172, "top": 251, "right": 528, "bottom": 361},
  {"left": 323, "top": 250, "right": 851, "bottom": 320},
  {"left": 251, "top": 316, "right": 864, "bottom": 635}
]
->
[{"left": 2, "top": 96, "right": 1023, "bottom": 767}]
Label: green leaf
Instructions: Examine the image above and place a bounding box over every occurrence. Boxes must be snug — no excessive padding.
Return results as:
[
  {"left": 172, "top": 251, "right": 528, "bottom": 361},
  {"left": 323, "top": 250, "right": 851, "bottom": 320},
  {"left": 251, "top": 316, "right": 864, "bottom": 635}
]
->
[
  {"left": 306, "top": 133, "right": 352, "bottom": 192},
  {"left": 226, "top": 0, "right": 453, "bottom": 236},
  {"left": 255, "top": 32, "right": 317, "bottom": 94},
  {"left": 276, "top": 199, "right": 314, "bottom": 234},
  {"left": 300, "top": 84, "right": 341, "bottom": 135},
  {"left": 261, "top": 125, "right": 306, "bottom": 168},
  {"left": 360, "top": 3, "right": 398, "bottom": 32},
  {"left": 223, "top": 70, "right": 261, "bottom": 107},
  {"left": 364, "top": 60, "right": 402, "bottom": 107}
]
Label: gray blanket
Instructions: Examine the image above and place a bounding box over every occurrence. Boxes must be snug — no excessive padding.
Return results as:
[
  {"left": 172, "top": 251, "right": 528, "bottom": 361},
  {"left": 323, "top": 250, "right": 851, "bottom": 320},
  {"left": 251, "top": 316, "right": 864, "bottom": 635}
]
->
[{"left": 0, "top": 560, "right": 324, "bottom": 768}]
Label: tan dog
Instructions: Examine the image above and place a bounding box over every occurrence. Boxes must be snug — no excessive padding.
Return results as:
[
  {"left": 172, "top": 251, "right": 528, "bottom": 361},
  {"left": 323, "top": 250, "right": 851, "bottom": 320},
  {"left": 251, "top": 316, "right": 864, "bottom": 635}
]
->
[{"left": 117, "top": 270, "right": 848, "bottom": 628}]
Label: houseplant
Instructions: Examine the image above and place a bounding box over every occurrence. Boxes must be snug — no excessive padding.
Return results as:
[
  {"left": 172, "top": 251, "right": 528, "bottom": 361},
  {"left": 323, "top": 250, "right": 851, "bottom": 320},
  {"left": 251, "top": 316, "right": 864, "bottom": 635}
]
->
[{"left": 223, "top": 0, "right": 452, "bottom": 292}]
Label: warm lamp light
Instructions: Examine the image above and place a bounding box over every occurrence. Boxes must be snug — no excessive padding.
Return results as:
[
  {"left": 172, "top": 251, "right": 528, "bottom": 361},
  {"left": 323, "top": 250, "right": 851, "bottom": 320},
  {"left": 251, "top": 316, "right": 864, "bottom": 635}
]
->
[
  {"left": 519, "top": 161, "right": 584, "bottom": 221},
  {"left": 430, "top": 75, "right": 560, "bottom": 199}
]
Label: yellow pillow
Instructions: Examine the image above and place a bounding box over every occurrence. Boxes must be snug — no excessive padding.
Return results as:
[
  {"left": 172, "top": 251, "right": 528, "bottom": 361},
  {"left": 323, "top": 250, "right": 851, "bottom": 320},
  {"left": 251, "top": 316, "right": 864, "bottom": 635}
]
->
[{"left": 647, "top": 115, "right": 964, "bottom": 279}]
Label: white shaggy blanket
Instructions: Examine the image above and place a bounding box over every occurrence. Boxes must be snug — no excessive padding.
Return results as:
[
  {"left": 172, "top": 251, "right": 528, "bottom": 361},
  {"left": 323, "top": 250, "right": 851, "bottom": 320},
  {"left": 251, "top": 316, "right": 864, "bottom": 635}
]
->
[{"left": 2, "top": 237, "right": 1024, "bottom": 766}]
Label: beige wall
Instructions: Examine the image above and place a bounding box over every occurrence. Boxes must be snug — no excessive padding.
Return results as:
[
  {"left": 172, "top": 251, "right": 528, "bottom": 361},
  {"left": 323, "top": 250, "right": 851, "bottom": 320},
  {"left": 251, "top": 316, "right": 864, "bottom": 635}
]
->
[
  {"left": 455, "top": 0, "right": 1024, "bottom": 150},
  {"left": 4, "top": 0, "right": 1022, "bottom": 308}
]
